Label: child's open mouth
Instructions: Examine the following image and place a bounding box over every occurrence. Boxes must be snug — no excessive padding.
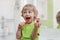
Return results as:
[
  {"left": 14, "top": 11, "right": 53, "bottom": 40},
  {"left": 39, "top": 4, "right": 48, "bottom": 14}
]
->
[{"left": 26, "top": 17, "right": 31, "bottom": 20}]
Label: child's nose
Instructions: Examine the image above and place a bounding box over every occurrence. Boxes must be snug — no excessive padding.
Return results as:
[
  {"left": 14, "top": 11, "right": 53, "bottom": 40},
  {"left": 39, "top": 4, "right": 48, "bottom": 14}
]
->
[{"left": 26, "top": 12, "right": 29, "bottom": 15}]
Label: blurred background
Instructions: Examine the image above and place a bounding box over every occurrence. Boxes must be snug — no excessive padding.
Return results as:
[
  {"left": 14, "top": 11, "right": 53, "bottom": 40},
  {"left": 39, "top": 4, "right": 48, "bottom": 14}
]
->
[{"left": 0, "top": 0, "right": 60, "bottom": 40}]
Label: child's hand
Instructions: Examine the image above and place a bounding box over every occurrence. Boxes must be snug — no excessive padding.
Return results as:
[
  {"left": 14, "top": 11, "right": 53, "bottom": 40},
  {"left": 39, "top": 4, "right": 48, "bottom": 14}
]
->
[
  {"left": 19, "top": 22, "right": 26, "bottom": 27},
  {"left": 32, "top": 18, "right": 41, "bottom": 40},
  {"left": 18, "top": 22, "right": 26, "bottom": 29},
  {"left": 35, "top": 18, "right": 41, "bottom": 28}
]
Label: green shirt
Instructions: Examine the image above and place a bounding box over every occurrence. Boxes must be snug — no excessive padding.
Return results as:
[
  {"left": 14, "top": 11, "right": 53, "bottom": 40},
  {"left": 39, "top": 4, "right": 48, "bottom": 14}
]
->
[{"left": 21, "top": 22, "right": 40, "bottom": 40}]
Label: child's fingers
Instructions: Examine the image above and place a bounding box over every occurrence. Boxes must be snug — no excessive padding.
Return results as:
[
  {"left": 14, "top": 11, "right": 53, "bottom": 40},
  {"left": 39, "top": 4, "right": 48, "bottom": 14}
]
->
[
  {"left": 35, "top": 18, "right": 40, "bottom": 23},
  {"left": 35, "top": 18, "right": 41, "bottom": 27},
  {"left": 19, "top": 22, "right": 26, "bottom": 26},
  {"left": 35, "top": 22, "right": 40, "bottom": 27},
  {"left": 18, "top": 22, "right": 26, "bottom": 29}
]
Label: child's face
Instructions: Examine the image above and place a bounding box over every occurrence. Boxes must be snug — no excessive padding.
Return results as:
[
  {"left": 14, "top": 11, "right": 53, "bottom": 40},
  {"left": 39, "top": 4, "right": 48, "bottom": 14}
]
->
[{"left": 22, "top": 9, "right": 34, "bottom": 23}]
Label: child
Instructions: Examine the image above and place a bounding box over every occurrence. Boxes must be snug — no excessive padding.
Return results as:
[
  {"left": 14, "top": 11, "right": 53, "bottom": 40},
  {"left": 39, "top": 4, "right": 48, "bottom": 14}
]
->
[
  {"left": 16, "top": 4, "right": 41, "bottom": 40},
  {"left": 56, "top": 11, "right": 60, "bottom": 28}
]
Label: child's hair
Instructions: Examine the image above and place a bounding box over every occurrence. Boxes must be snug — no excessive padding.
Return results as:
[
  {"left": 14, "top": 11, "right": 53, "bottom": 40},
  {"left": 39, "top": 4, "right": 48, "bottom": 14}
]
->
[
  {"left": 56, "top": 11, "right": 60, "bottom": 24},
  {"left": 21, "top": 4, "right": 38, "bottom": 20}
]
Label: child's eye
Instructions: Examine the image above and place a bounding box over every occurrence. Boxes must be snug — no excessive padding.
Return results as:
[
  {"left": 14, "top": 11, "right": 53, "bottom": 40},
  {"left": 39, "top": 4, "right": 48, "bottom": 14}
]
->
[
  {"left": 23, "top": 12, "right": 26, "bottom": 13},
  {"left": 29, "top": 11, "right": 32, "bottom": 13}
]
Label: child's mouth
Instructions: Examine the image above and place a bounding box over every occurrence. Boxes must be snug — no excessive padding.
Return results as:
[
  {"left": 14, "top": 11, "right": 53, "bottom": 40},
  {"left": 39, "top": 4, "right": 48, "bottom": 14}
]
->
[{"left": 26, "top": 17, "right": 31, "bottom": 20}]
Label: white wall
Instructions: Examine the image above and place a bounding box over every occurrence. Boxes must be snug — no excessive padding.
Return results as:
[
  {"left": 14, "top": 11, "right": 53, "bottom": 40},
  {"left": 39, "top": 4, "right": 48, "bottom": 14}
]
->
[
  {"left": 0, "top": 0, "right": 15, "bottom": 34},
  {"left": 53, "top": 0, "right": 60, "bottom": 28},
  {"left": 0, "top": 0, "right": 15, "bottom": 19}
]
